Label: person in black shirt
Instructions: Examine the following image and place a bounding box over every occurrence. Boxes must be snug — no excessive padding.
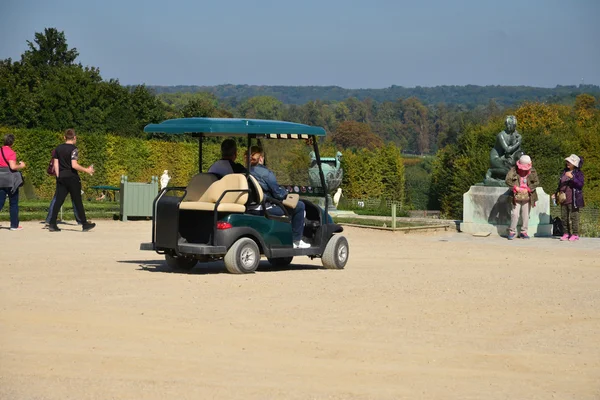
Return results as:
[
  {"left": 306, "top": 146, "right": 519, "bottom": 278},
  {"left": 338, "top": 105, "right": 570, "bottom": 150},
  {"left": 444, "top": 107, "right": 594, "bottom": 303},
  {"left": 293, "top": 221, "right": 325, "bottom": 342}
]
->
[
  {"left": 207, "top": 139, "right": 247, "bottom": 178},
  {"left": 48, "top": 129, "right": 96, "bottom": 232}
]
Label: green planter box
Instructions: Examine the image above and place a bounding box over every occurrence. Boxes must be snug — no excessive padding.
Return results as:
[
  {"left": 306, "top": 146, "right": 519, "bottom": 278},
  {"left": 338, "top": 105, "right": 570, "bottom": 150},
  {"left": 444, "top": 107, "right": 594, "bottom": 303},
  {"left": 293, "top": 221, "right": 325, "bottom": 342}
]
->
[{"left": 119, "top": 175, "right": 158, "bottom": 221}]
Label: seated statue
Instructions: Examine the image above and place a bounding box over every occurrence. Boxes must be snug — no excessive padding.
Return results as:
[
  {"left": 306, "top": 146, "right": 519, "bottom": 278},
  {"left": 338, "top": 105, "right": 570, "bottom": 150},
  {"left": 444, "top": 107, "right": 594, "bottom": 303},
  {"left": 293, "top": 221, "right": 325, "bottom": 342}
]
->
[{"left": 483, "top": 115, "right": 524, "bottom": 186}]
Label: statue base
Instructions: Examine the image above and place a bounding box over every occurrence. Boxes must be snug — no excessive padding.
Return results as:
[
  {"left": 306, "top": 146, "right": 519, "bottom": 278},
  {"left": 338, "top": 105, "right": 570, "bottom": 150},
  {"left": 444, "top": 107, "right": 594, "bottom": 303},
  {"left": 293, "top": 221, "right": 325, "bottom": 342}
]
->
[{"left": 459, "top": 186, "right": 552, "bottom": 237}]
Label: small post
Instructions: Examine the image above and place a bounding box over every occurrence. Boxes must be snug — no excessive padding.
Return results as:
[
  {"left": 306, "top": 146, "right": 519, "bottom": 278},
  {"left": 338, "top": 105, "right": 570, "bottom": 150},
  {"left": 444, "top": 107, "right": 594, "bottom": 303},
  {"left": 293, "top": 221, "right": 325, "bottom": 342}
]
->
[
  {"left": 391, "top": 203, "right": 397, "bottom": 230},
  {"left": 60, "top": 206, "right": 63, "bottom": 222}
]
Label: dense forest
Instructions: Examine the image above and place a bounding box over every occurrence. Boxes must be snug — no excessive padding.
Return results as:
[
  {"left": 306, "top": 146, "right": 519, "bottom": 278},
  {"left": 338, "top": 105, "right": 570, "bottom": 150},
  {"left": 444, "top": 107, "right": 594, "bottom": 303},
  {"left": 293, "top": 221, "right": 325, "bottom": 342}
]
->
[
  {"left": 149, "top": 84, "right": 600, "bottom": 107},
  {"left": 2, "top": 28, "right": 599, "bottom": 217}
]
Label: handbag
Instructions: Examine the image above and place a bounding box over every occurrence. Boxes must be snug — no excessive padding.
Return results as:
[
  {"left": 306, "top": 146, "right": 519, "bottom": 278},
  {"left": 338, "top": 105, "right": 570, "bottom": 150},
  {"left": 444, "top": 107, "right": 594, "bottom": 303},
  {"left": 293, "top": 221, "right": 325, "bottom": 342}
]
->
[
  {"left": 514, "top": 190, "right": 529, "bottom": 201},
  {"left": 47, "top": 149, "right": 56, "bottom": 175},
  {"left": 557, "top": 191, "right": 567, "bottom": 205},
  {"left": 0, "top": 146, "right": 24, "bottom": 188}
]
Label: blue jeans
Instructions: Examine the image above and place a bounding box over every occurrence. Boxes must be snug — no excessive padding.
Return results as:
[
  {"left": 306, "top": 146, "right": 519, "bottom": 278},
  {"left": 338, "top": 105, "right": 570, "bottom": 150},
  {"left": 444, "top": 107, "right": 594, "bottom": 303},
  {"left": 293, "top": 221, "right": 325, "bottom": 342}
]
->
[
  {"left": 0, "top": 187, "right": 19, "bottom": 229},
  {"left": 46, "top": 193, "right": 82, "bottom": 224},
  {"left": 267, "top": 200, "right": 305, "bottom": 242}
]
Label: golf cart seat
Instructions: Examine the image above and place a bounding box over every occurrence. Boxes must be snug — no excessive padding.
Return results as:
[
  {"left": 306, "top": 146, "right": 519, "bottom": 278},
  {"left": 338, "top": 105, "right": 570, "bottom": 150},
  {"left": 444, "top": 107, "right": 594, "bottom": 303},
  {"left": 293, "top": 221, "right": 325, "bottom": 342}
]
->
[
  {"left": 181, "top": 173, "right": 219, "bottom": 202},
  {"left": 247, "top": 175, "right": 264, "bottom": 207},
  {"left": 179, "top": 173, "right": 248, "bottom": 212}
]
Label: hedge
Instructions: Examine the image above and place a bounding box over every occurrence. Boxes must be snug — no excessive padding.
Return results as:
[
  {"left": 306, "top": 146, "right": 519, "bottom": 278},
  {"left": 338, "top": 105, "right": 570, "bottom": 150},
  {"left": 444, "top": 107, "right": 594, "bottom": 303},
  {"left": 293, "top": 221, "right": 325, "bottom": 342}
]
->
[{"left": 3, "top": 128, "right": 406, "bottom": 203}]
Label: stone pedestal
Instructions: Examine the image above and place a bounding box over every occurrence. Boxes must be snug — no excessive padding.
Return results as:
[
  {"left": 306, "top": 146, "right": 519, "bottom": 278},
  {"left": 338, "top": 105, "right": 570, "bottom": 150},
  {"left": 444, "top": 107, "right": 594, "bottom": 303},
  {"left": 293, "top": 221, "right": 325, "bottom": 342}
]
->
[{"left": 460, "top": 186, "right": 552, "bottom": 237}]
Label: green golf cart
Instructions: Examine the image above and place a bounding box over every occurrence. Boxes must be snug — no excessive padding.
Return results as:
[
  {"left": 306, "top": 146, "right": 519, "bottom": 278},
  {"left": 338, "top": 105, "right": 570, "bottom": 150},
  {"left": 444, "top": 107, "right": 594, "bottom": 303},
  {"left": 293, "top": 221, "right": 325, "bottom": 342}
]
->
[{"left": 139, "top": 118, "right": 349, "bottom": 274}]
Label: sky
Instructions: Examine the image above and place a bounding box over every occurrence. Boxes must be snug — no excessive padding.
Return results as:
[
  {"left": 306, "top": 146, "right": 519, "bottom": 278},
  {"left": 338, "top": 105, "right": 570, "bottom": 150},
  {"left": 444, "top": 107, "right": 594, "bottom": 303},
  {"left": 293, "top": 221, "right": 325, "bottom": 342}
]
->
[{"left": 0, "top": 0, "right": 598, "bottom": 89}]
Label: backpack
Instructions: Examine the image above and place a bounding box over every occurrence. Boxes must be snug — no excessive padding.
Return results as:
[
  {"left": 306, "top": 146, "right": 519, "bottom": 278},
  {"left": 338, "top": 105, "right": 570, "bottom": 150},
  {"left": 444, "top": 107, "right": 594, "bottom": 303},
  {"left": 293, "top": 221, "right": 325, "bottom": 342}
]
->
[
  {"left": 47, "top": 149, "right": 56, "bottom": 176},
  {"left": 552, "top": 217, "right": 564, "bottom": 236}
]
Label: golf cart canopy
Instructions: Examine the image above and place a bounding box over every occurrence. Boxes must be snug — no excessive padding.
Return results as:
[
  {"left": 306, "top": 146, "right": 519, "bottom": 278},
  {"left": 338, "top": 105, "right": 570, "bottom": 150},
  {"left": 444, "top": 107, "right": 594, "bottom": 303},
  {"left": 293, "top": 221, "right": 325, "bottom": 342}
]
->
[{"left": 144, "top": 118, "right": 326, "bottom": 137}]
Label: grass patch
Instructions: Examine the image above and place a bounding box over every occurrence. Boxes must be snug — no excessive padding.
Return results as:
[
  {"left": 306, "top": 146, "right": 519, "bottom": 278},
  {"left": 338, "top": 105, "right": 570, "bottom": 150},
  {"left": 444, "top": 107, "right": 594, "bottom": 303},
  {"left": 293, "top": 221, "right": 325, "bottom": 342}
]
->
[
  {"left": 333, "top": 217, "right": 422, "bottom": 228},
  {"left": 0, "top": 200, "right": 120, "bottom": 222}
]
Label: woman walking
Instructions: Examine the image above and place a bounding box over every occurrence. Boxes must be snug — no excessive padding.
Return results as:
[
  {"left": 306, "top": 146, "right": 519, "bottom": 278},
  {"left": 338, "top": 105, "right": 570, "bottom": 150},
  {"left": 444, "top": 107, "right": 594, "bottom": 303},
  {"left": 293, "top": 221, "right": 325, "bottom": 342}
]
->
[{"left": 0, "top": 134, "right": 26, "bottom": 230}]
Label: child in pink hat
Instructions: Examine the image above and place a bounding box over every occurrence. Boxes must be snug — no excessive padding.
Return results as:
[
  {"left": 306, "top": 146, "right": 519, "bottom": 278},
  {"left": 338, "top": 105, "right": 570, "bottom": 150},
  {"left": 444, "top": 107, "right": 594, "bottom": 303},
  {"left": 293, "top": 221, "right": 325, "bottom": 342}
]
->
[{"left": 505, "top": 155, "right": 539, "bottom": 240}]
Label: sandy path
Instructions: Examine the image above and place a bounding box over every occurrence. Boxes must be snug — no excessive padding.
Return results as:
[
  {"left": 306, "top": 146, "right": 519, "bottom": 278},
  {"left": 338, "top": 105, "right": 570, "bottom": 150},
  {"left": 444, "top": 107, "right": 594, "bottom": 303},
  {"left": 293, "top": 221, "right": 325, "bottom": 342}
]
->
[{"left": 1, "top": 221, "right": 599, "bottom": 400}]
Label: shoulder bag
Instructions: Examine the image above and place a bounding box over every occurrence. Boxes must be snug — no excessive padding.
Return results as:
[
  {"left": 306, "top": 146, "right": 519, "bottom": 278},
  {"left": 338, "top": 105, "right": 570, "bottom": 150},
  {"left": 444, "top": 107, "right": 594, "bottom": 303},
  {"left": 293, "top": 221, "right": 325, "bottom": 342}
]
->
[{"left": 0, "top": 147, "right": 24, "bottom": 188}]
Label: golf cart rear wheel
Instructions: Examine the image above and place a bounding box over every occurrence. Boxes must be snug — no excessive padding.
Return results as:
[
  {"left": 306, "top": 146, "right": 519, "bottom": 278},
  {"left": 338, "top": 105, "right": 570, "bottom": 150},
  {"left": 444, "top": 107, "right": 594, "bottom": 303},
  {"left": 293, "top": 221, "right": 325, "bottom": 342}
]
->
[
  {"left": 267, "top": 256, "right": 293, "bottom": 268},
  {"left": 321, "top": 235, "right": 349, "bottom": 270},
  {"left": 224, "top": 238, "right": 260, "bottom": 274},
  {"left": 165, "top": 253, "right": 197, "bottom": 271}
]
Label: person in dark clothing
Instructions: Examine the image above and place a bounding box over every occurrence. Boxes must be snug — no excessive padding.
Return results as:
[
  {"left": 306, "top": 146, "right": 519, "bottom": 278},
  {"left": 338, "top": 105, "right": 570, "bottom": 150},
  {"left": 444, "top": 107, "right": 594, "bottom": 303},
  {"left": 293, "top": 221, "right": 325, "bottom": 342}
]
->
[
  {"left": 44, "top": 148, "right": 82, "bottom": 228},
  {"left": 48, "top": 129, "right": 96, "bottom": 232},
  {"left": 552, "top": 154, "right": 585, "bottom": 241},
  {"left": 208, "top": 139, "right": 247, "bottom": 178}
]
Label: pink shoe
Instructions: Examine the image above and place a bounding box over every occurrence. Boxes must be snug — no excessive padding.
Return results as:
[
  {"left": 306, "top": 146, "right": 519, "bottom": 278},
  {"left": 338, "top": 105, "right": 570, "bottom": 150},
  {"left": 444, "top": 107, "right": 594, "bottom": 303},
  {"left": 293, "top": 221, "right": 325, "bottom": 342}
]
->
[
  {"left": 9, "top": 226, "right": 23, "bottom": 231},
  {"left": 568, "top": 235, "right": 579, "bottom": 241},
  {"left": 560, "top": 234, "right": 570, "bottom": 241}
]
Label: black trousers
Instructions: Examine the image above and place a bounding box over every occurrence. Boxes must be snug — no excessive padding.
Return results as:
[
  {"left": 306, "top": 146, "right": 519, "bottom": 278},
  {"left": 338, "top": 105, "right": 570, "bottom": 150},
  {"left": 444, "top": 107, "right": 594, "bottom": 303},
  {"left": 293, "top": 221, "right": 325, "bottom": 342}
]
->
[{"left": 49, "top": 176, "right": 88, "bottom": 225}]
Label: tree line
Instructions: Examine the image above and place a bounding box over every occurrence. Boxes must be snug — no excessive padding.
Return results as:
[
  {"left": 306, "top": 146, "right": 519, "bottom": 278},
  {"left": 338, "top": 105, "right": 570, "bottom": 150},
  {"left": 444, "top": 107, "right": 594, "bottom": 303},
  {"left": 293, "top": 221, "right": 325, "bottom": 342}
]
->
[{"left": 150, "top": 83, "right": 600, "bottom": 107}]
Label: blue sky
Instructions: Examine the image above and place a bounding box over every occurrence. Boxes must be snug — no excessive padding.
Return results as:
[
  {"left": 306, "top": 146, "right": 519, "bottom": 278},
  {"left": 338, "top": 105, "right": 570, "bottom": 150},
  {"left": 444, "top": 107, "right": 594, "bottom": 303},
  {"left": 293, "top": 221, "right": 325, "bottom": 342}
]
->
[{"left": 1, "top": 0, "right": 598, "bottom": 88}]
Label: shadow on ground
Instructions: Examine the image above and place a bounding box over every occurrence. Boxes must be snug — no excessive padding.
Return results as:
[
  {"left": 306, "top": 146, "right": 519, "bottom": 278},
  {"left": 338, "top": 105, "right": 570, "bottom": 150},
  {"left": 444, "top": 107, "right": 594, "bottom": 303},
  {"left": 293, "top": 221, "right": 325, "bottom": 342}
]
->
[{"left": 118, "top": 259, "right": 322, "bottom": 275}]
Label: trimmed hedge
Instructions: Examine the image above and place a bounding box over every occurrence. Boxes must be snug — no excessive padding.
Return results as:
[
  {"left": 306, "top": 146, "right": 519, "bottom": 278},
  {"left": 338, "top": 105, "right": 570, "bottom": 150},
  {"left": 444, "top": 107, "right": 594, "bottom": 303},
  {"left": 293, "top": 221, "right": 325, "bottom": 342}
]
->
[
  {"left": 3, "top": 127, "right": 202, "bottom": 199},
  {"left": 3, "top": 128, "right": 406, "bottom": 203}
]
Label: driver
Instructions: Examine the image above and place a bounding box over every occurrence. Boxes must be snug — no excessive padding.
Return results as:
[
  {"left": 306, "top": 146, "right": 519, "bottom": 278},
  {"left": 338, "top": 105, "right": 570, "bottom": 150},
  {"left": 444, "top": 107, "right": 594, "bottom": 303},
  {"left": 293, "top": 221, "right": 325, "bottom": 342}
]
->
[{"left": 250, "top": 146, "right": 310, "bottom": 249}]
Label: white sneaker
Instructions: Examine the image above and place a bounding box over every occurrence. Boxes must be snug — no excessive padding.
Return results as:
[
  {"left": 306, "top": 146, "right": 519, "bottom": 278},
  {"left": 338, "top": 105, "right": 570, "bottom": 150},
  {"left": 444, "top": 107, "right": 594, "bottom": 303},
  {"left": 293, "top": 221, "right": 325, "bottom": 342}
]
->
[{"left": 293, "top": 240, "right": 311, "bottom": 249}]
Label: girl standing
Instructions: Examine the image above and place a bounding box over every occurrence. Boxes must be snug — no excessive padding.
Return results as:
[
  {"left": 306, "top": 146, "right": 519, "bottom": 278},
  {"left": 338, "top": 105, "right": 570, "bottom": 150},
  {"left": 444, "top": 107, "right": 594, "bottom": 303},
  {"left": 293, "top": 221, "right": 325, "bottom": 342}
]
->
[
  {"left": 505, "top": 155, "right": 539, "bottom": 240},
  {"left": 553, "top": 154, "right": 585, "bottom": 241}
]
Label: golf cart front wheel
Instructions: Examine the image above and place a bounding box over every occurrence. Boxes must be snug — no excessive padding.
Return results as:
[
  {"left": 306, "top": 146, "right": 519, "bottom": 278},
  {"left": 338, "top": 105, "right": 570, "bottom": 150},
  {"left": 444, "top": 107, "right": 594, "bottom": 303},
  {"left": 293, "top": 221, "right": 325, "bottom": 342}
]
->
[
  {"left": 224, "top": 238, "right": 260, "bottom": 274},
  {"left": 321, "top": 235, "right": 349, "bottom": 269},
  {"left": 165, "top": 253, "right": 197, "bottom": 271}
]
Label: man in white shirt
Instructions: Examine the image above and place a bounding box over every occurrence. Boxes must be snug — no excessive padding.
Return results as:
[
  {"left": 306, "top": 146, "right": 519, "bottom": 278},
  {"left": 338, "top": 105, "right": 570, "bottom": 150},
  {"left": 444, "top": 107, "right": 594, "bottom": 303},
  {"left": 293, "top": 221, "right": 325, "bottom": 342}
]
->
[{"left": 208, "top": 139, "right": 246, "bottom": 177}]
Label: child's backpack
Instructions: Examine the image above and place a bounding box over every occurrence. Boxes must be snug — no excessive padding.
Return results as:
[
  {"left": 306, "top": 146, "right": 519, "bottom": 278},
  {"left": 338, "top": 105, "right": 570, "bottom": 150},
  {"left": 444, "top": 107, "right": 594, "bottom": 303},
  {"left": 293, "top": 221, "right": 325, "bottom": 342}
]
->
[{"left": 552, "top": 217, "right": 564, "bottom": 236}]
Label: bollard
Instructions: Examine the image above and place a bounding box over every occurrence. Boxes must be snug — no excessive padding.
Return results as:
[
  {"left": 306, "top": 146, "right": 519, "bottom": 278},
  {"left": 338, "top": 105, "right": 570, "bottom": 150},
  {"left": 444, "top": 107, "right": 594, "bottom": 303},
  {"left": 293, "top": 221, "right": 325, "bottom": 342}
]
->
[{"left": 392, "top": 203, "right": 397, "bottom": 230}]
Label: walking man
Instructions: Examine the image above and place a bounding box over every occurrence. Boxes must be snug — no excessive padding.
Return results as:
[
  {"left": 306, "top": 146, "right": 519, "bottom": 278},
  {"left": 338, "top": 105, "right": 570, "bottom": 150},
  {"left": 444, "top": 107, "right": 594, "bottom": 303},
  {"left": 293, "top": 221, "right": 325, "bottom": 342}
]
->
[{"left": 48, "top": 129, "right": 96, "bottom": 232}]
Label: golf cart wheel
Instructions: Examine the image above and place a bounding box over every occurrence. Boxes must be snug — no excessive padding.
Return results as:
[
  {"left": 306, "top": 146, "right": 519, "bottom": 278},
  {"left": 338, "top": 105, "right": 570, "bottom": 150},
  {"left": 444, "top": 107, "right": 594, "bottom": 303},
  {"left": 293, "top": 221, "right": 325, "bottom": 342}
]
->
[
  {"left": 321, "top": 235, "right": 349, "bottom": 270},
  {"left": 165, "top": 253, "right": 197, "bottom": 271},
  {"left": 224, "top": 238, "right": 260, "bottom": 274},
  {"left": 267, "top": 256, "right": 293, "bottom": 268}
]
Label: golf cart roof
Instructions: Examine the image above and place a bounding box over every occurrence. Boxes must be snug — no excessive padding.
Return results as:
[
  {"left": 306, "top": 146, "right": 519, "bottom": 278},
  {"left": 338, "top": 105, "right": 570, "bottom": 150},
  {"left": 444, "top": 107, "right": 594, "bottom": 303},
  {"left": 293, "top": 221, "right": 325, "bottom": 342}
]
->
[{"left": 144, "top": 118, "right": 326, "bottom": 137}]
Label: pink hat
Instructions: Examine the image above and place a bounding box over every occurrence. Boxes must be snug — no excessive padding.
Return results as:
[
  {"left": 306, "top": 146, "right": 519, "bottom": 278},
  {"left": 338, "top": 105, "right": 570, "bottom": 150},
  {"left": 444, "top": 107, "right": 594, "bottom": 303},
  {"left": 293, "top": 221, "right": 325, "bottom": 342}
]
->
[{"left": 516, "top": 155, "right": 532, "bottom": 171}]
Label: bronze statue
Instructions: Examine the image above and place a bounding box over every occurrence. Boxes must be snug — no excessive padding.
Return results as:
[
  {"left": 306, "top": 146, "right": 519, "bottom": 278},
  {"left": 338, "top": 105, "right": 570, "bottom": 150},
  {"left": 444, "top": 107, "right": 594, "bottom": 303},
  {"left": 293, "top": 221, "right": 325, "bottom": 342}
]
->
[{"left": 483, "top": 115, "right": 523, "bottom": 186}]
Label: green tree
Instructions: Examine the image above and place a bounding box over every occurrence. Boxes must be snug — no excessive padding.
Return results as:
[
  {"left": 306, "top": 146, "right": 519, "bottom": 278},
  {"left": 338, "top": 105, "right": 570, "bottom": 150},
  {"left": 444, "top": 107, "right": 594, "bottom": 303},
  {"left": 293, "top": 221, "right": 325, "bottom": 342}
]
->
[
  {"left": 0, "top": 28, "right": 166, "bottom": 136},
  {"left": 402, "top": 97, "right": 430, "bottom": 154},
  {"left": 377, "top": 144, "right": 405, "bottom": 203},
  {"left": 182, "top": 97, "right": 217, "bottom": 118},
  {"left": 23, "top": 28, "right": 78, "bottom": 68},
  {"left": 237, "top": 96, "right": 283, "bottom": 120}
]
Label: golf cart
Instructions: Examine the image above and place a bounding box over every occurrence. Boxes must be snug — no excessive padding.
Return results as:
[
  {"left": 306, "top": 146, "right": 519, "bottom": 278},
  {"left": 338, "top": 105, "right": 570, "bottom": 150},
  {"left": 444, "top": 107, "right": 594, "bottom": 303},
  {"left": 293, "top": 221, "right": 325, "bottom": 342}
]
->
[{"left": 139, "top": 118, "right": 349, "bottom": 274}]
